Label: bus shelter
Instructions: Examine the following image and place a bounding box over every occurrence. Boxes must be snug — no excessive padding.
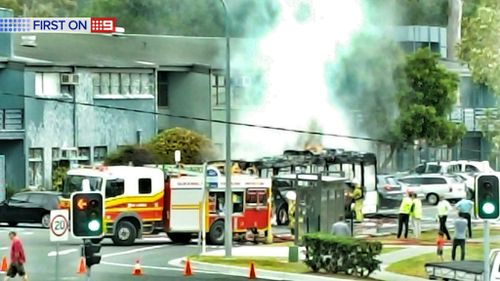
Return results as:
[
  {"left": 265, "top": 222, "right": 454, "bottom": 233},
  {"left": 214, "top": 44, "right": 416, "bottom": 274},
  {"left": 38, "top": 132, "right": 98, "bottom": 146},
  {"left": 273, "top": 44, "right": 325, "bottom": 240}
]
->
[{"left": 274, "top": 173, "right": 346, "bottom": 245}]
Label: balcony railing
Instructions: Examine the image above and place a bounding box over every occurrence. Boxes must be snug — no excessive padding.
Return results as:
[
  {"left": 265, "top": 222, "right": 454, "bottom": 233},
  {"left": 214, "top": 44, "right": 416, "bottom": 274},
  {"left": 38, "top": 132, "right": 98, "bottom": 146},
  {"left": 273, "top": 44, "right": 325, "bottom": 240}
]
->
[
  {"left": 450, "top": 107, "right": 497, "bottom": 132},
  {"left": 0, "top": 109, "right": 23, "bottom": 130}
]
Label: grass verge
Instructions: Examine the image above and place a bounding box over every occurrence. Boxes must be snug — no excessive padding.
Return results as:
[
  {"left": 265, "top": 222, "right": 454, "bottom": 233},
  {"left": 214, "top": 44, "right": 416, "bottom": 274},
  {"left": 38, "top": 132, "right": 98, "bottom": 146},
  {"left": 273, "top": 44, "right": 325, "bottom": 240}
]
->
[
  {"left": 386, "top": 243, "right": 498, "bottom": 278},
  {"left": 189, "top": 255, "right": 379, "bottom": 280}
]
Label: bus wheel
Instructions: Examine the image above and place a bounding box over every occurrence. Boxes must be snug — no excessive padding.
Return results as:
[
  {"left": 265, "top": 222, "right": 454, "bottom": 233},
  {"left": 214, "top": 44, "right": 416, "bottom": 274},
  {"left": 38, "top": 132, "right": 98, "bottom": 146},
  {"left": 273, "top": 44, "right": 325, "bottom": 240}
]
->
[
  {"left": 209, "top": 220, "right": 225, "bottom": 245},
  {"left": 112, "top": 221, "right": 137, "bottom": 246},
  {"left": 167, "top": 232, "right": 192, "bottom": 244}
]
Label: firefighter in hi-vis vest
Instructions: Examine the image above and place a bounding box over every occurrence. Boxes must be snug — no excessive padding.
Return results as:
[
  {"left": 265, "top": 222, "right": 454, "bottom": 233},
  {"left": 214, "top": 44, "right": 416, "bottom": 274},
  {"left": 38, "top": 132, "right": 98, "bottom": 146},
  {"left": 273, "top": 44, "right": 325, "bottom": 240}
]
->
[{"left": 350, "top": 181, "right": 364, "bottom": 222}]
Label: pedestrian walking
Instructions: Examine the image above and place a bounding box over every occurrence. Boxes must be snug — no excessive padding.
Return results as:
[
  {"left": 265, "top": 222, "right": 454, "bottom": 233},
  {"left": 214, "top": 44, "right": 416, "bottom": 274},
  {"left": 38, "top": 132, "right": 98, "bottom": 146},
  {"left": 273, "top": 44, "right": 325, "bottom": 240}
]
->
[
  {"left": 436, "top": 231, "right": 445, "bottom": 262},
  {"left": 455, "top": 198, "right": 473, "bottom": 238},
  {"left": 4, "top": 231, "right": 28, "bottom": 281},
  {"left": 410, "top": 193, "right": 422, "bottom": 238},
  {"left": 397, "top": 192, "right": 413, "bottom": 239},
  {"left": 331, "top": 216, "right": 351, "bottom": 237},
  {"left": 437, "top": 196, "right": 452, "bottom": 240},
  {"left": 452, "top": 216, "right": 468, "bottom": 261}
]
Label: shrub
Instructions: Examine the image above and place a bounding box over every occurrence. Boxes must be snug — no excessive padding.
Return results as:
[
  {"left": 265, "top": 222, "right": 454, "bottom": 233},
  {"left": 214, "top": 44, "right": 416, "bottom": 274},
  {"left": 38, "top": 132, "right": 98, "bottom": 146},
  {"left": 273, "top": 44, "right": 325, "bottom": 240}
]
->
[
  {"left": 303, "top": 233, "right": 382, "bottom": 277},
  {"left": 104, "top": 145, "right": 157, "bottom": 166},
  {"left": 52, "top": 166, "right": 69, "bottom": 191},
  {"left": 146, "top": 127, "right": 217, "bottom": 164}
]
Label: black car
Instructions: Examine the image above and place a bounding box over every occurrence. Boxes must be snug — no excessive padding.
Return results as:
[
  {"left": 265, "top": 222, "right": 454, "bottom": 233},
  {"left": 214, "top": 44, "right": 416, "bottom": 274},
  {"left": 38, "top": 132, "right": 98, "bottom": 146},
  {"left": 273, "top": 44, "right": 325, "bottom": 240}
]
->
[{"left": 0, "top": 191, "right": 61, "bottom": 228}]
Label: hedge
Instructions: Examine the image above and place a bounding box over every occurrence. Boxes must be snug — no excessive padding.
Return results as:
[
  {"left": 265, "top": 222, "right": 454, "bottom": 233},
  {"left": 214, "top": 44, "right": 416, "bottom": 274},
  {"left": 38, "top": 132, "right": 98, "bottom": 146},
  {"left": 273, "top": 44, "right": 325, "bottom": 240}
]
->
[{"left": 303, "top": 233, "right": 382, "bottom": 277}]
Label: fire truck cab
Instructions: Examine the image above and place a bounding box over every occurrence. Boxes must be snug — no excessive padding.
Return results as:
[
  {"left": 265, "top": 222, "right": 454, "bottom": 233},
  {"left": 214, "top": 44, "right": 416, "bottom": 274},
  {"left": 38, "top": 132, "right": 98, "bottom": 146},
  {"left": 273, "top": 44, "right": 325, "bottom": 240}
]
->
[{"left": 61, "top": 166, "right": 167, "bottom": 245}]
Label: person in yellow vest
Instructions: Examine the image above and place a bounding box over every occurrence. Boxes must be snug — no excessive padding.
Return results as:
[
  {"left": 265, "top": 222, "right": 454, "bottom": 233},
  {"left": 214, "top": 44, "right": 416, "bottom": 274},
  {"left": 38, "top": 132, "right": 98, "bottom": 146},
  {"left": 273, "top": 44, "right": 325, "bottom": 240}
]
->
[
  {"left": 410, "top": 192, "right": 422, "bottom": 238},
  {"left": 349, "top": 182, "right": 364, "bottom": 222},
  {"left": 397, "top": 192, "right": 413, "bottom": 239},
  {"left": 287, "top": 192, "right": 296, "bottom": 235}
]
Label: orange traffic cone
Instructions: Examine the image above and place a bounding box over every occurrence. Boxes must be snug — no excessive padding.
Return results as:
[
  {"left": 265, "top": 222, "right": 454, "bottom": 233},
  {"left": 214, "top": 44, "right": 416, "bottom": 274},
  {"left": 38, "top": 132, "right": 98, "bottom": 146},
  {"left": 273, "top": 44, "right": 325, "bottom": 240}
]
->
[
  {"left": 132, "top": 260, "right": 143, "bottom": 276},
  {"left": 248, "top": 262, "right": 256, "bottom": 279},
  {"left": 183, "top": 259, "right": 193, "bottom": 276},
  {"left": 0, "top": 256, "right": 7, "bottom": 272},
  {"left": 77, "top": 257, "right": 86, "bottom": 274}
]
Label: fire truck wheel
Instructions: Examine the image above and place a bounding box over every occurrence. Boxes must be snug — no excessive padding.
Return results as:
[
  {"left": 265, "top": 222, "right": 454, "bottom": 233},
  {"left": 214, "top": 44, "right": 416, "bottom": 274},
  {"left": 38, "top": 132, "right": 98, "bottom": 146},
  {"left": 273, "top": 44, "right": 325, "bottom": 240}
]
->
[
  {"left": 209, "top": 220, "right": 225, "bottom": 245},
  {"left": 112, "top": 220, "right": 137, "bottom": 246}
]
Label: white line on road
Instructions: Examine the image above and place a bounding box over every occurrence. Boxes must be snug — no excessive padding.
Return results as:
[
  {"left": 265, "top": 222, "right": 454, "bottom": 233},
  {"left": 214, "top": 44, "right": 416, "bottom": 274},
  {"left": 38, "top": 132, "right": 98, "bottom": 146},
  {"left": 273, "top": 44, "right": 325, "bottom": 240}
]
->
[
  {"left": 0, "top": 247, "right": 8, "bottom": 250},
  {"left": 101, "top": 245, "right": 167, "bottom": 258},
  {"left": 101, "top": 261, "right": 216, "bottom": 274},
  {"left": 48, "top": 249, "right": 78, "bottom": 257}
]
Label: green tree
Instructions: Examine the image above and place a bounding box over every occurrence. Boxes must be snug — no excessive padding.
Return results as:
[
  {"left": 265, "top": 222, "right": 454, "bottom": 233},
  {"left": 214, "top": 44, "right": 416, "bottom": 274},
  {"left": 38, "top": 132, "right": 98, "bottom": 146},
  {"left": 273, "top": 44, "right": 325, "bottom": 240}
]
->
[
  {"left": 393, "top": 48, "right": 465, "bottom": 167},
  {"left": 146, "top": 127, "right": 217, "bottom": 164},
  {"left": 460, "top": 0, "right": 500, "bottom": 153},
  {"left": 335, "top": 44, "right": 465, "bottom": 169},
  {"left": 81, "top": 0, "right": 278, "bottom": 37},
  {"left": 0, "top": 0, "right": 77, "bottom": 16},
  {"left": 459, "top": 0, "right": 500, "bottom": 93}
]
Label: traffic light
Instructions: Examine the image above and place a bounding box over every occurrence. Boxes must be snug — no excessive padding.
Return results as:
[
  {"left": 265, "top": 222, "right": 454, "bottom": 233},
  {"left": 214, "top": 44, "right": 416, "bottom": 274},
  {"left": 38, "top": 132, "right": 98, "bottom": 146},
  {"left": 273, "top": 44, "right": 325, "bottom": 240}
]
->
[
  {"left": 476, "top": 174, "right": 500, "bottom": 220},
  {"left": 84, "top": 241, "right": 102, "bottom": 267},
  {"left": 71, "top": 192, "right": 104, "bottom": 238}
]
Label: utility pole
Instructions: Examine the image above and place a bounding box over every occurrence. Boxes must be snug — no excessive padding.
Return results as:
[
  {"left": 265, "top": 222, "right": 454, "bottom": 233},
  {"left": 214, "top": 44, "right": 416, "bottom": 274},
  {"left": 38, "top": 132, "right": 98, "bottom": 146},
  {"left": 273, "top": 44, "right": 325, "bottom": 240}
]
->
[{"left": 218, "top": 0, "right": 233, "bottom": 258}]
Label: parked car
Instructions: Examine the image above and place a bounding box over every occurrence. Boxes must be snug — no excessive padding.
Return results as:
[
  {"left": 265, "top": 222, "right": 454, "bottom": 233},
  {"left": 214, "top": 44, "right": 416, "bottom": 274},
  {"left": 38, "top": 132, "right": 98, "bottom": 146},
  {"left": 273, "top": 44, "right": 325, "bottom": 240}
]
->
[
  {"left": 0, "top": 191, "right": 61, "bottom": 228},
  {"left": 397, "top": 174, "right": 467, "bottom": 205},
  {"left": 376, "top": 175, "right": 405, "bottom": 208}
]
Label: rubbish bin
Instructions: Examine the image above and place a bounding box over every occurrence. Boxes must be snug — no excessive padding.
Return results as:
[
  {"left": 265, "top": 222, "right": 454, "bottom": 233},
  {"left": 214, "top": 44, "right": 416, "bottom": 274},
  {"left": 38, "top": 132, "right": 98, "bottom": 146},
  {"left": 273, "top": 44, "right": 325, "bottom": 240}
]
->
[{"left": 288, "top": 246, "right": 299, "bottom": 263}]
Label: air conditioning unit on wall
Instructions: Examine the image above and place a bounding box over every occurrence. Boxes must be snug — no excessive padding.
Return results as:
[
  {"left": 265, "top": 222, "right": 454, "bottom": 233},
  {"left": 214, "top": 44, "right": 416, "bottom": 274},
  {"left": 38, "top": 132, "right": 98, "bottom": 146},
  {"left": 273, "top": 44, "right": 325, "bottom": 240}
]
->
[{"left": 60, "top": 73, "right": 80, "bottom": 85}]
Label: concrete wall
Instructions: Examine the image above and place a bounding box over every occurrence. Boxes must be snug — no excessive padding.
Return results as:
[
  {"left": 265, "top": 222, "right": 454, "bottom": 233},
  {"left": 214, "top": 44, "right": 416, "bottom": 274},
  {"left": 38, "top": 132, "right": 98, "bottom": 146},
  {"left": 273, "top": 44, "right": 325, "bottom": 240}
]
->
[
  {"left": 0, "top": 140, "right": 24, "bottom": 188},
  {"left": 167, "top": 71, "right": 212, "bottom": 137},
  {"left": 23, "top": 69, "right": 156, "bottom": 188}
]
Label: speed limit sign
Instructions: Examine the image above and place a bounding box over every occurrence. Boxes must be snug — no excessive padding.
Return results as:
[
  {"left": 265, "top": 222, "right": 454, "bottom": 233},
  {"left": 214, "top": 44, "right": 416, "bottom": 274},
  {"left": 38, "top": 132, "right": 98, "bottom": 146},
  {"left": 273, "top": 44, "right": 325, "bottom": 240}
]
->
[{"left": 50, "top": 209, "right": 69, "bottom": 242}]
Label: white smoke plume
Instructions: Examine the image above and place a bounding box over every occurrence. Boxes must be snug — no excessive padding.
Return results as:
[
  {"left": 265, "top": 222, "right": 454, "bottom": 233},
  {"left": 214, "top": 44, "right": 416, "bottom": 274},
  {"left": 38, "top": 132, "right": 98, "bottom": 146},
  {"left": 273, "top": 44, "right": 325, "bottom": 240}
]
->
[{"left": 231, "top": 0, "right": 372, "bottom": 159}]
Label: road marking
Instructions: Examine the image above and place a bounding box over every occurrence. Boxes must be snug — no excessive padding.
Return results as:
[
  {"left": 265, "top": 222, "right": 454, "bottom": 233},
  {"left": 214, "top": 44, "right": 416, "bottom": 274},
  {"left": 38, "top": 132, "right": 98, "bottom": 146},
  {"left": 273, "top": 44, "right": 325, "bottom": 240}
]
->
[
  {"left": 48, "top": 249, "right": 78, "bottom": 257},
  {"left": 102, "top": 245, "right": 167, "bottom": 258},
  {"left": 0, "top": 247, "right": 7, "bottom": 250},
  {"left": 101, "top": 261, "right": 216, "bottom": 274}
]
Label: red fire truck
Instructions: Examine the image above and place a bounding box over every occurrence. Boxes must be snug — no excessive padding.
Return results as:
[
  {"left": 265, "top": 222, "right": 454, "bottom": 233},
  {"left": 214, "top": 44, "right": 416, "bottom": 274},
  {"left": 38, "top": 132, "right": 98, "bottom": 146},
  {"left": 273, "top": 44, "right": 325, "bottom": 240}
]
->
[{"left": 59, "top": 165, "right": 272, "bottom": 246}]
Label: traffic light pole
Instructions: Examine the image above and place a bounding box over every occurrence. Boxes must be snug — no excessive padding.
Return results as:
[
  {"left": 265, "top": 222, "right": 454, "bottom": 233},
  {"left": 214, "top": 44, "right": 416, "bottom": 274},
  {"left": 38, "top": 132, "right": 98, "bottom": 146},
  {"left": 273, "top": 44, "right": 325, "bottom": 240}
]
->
[
  {"left": 484, "top": 220, "right": 489, "bottom": 281},
  {"left": 83, "top": 239, "right": 92, "bottom": 281},
  {"left": 55, "top": 242, "right": 59, "bottom": 281}
]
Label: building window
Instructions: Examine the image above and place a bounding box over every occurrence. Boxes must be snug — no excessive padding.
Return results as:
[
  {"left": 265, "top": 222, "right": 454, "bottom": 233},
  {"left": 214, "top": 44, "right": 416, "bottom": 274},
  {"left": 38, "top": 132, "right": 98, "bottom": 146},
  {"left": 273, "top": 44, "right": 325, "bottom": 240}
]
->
[
  {"left": 93, "top": 146, "right": 107, "bottom": 163},
  {"left": 211, "top": 73, "right": 225, "bottom": 106},
  {"left": 35, "top": 73, "right": 64, "bottom": 97},
  {"left": 78, "top": 147, "right": 90, "bottom": 165},
  {"left": 93, "top": 72, "right": 153, "bottom": 97},
  {"left": 138, "top": 178, "right": 152, "bottom": 194},
  {"left": 157, "top": 71, "right": 169, "bottom": 107},
  {"left": 28, "top": 148, "right": 44, "bottom": 187}
]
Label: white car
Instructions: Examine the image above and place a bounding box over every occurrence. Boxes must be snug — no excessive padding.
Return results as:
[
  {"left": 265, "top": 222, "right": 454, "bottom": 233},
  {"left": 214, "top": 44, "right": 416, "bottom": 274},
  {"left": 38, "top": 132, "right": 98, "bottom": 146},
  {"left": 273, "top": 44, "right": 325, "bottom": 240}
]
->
[{"left": 398, "top": 174, "right": 467, "bottom": 205}]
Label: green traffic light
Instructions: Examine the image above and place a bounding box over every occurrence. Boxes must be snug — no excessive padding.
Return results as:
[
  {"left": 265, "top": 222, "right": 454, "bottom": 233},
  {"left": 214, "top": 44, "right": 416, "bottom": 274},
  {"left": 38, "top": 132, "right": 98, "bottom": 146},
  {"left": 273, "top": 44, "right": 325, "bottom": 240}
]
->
[{"left": 88, "top": 219, "right": 101, "bottom": 232}]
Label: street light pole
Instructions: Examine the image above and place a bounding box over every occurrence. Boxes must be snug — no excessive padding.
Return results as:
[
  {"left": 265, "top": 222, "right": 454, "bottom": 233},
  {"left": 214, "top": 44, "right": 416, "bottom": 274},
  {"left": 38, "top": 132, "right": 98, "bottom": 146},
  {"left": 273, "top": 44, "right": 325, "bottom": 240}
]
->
[{"left": 219, "top": 0, "right": 232, "bottom": 258}]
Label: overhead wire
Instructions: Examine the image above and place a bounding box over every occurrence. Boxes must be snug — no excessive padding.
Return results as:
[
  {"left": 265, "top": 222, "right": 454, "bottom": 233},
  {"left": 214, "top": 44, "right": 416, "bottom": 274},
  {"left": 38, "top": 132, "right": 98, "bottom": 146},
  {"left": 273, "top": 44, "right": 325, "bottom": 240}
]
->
[{"left": 0, "top": 91, "right": 492, "bottom": 154}]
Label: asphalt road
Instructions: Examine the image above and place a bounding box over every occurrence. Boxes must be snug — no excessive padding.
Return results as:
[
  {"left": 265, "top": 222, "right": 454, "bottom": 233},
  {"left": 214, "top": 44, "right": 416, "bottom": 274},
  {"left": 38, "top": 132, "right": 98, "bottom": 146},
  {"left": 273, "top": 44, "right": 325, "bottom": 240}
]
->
[{"left": 0, "top": 225, "right": 271, "bottom": 281}]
